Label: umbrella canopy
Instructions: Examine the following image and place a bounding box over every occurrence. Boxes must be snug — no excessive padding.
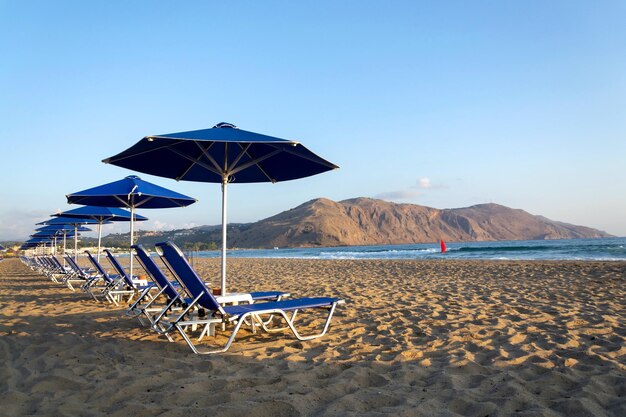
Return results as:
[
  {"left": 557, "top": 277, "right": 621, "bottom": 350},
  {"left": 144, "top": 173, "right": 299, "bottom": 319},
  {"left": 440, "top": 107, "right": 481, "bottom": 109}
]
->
[
  {"left": 25, "top": 237, "right": 54, "bottom": 243},
  {"left": 31, "top": 232, "right": 78, "bottom": 239},
  {"left": 66, "top": 175, "right": 197, "bottom": 208},
  {"left": 57, "top": 206, "right": 149, "bottom": 222},
  {"left": 23, "top": 237, "right": 54, "bottom": 253},
  {"left": 103, "top": 123, "right": 338, "bottom": 183},
  {"left": 36, "top": 224, "right": 92, "bottom": 233},
  {"left": 104, "top": 122, "right": 338, "bottom": 295},
  {"left": 20, "top": 242, "right": 40, "bottom": 249},
  {"left": 66, "top": 175, "right": 196, "bottom": 276},
  {"left": 38, "top": 216, "right": 104, "bottom": 261},
  {"left": 32, "top": 226, "right": 84, "bottom": 257},
  {"left": 55, "top": 206, "right": 148, "bottom": 261},
  {"left": 30, "top": 233, "right": 71, "bottom": 239},
  {"left": 37, "top": 216, "right": 102, "bottom": 226}
]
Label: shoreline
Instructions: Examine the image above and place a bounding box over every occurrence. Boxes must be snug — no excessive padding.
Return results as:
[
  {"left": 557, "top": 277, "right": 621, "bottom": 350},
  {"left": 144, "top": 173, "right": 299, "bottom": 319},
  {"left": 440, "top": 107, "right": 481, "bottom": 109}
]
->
[{"left": 2, "top": 258, "right": 624, "bottom": 416}]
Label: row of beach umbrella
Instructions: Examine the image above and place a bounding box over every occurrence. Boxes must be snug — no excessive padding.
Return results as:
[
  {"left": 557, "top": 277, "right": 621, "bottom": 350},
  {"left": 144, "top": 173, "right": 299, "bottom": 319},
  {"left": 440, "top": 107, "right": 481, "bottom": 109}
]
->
[
  {"left": 23, "top": 122, "right": 337, "bottom": 295},
  {"left": 26, "top": 177, "right": 195, "bottom": 276}
]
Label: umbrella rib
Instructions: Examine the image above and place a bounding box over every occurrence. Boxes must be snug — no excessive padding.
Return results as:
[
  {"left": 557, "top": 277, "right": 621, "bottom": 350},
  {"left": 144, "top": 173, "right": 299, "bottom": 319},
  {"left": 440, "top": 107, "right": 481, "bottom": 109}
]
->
[
  {"left": 104, "top": 140, "right": 184, "bottom": 163},
  {"left": 230, "top": 143, "right": 252, "bottom": 172},
  {"left": 229, "top": 148, "right": 283, "bottom": 180},
  {"left": 134, "top": 196, "right": 154, "bottom": 208},
  {"left": 240, "top": 146, "right": 276, "bottom": 182},
  {"left": 171, "top": 141, "right": 218, "bottom": 180},
  {"left": 134, "top": 195, "right": 192, "bottom": 208},
  {"left": 168, "top": 146, "right": 223, "bottom": 177},
  {"left": 175, "top": 145, "right": 210, "bottom": 180},
  {"left": 194, "top": 141, "right": 221, "bottom": 171},
  {"left": 113, "top": 195, "right": 131, "bottom": 208},
  {"left": 224, "top": 142, "right": 228, "bottom": 173},
  {"left": 281, "top": 145, "right": 340, "bottom": 169}
]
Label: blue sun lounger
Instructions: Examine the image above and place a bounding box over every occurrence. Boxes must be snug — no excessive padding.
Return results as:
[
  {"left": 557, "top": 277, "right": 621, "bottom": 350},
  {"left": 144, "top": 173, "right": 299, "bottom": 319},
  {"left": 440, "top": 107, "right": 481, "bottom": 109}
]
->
[
  {"left": 126, "top": 244, "right": 189, "bottom": 327},
  {"left": 104, "top": 249, "right": 156, "bottom": 291},
  {"left": 129, "top": 244, "right": 290, "bottom": 331},
  {"left": 84, "top": 251, "right": 135, "bottom": 305},
  {"left": 39, "top": 256, "right": 69, "bottom": 283},
  {"left": 64, "top": 255, "right": 99, "bottom": 291},
  {"left": 155, "top": 241, "right": 344, "bottom": 354}
]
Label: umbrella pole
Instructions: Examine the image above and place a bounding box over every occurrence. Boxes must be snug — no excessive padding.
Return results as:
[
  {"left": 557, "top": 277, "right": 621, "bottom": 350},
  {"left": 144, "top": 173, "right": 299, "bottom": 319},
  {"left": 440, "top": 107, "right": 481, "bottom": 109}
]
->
[
  {"left": 129, "top": 206, "right": 134, "bottom": 278},
  {"left": 74, "top": 225, "right": 78, "bottom": 261},
  {"left": 96, "top": 222, "right": 103, "bottom": 262},
  {"left": 63, "top": 232, "right": 67, "bottom": 267},
  {"left": 221, "top": 177, "right": 228, "bottom": 295}
]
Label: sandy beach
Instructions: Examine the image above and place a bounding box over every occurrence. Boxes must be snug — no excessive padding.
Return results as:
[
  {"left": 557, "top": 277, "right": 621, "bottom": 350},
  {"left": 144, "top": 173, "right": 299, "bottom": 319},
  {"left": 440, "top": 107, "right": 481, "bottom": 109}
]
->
[{"left": 1, "top": 257, "right": 624, "bottom": 416}]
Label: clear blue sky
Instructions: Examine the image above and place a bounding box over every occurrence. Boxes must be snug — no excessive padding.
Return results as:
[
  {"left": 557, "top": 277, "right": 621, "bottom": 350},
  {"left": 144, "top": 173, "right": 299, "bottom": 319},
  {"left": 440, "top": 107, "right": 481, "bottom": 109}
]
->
[{"left": 1, "top": 1, "right": 625, "bottom": 241}]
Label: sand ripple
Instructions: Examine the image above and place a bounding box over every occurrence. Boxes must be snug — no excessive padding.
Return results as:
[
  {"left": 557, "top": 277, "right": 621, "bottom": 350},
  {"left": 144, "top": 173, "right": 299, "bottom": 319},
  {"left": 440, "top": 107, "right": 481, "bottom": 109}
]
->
[{"left": 1, "top": 257, "right": 624, "bottom": 416}]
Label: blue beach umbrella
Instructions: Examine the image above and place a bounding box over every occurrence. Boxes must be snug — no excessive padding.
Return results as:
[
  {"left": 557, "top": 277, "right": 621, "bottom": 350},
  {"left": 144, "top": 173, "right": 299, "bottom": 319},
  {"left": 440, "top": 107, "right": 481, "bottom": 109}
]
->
[
  {"left": 30, "top": 231, "right": 78, "bottom": 246},
  {"left": 37, "top": 216, "right": 101, "bottom": 226},
  {"left": 31, "top": 232, "right": 73, "bottom": 238},
  {"left": 38, "top": 216, "right": 103, "bottom": 261},
  {"left": 36, "top": 224, "right": 91, "bottom": 233},
  {"left": 37, "top": 223, "right": 90, "bottom": 237},
  {"left": 32, "top": 227, "right": 69, "bottom": 254},
  {"left": 103, "top": 122, "right": 338, "bottom": 295},
  {"left": 55, "top": 206, "right": 148, "bottom": 261},
  {"left": 20, "top": 242, "right": 38, "bottom": 250},
  {"left": 33, "top": 225, "right": 88, "bottom": 258},
  {"left": 23, "top": 237, "right": 55, "bottom": 254},
  {"left": 66, "top": 175, "right": 196, "bottom": 276},
  {"left": 25, "top": 237, "right": 53, "bottom": 243}
]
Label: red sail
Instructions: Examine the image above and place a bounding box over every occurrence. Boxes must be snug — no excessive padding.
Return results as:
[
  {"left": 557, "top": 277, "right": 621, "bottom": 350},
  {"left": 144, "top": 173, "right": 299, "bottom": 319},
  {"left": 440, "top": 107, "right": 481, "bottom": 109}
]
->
[{"left": 440, "top": 239, "right": 447, "bottom": 253}]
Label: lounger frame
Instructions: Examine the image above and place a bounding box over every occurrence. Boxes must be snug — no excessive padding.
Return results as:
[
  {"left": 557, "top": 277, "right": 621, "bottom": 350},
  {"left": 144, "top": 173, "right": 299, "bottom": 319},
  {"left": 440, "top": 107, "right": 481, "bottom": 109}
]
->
[{"left": 155, "top": 241, "right": 344, "bottom": 354}]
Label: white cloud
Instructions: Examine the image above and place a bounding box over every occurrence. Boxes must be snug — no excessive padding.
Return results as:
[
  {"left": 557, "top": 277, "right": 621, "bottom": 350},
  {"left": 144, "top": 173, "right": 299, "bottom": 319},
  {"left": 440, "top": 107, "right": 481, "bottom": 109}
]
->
[
  {"left": 0, "top": 208, "right": 51, "bottom": 241},
  {"left": 418, "top": 177, "right": 447, "bottom": 190},
  {"left": 374, "top": 190, "right": 421, "bottom": 201},
  {"left": 150, "top": 220, "right": 173, "bottom": 231},
  {"left": 145, "top": 220, "right": 199, "bottom": 232},
  {"left": 373, "top": 177, "right": 449, "bottom": 203}
]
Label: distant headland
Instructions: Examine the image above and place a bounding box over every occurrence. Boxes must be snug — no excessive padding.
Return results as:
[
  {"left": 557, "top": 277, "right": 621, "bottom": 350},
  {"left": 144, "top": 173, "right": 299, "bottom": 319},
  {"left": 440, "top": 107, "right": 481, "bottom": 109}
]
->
[{"left": 92, "top": 197, "right": 613, "bottom": 249}]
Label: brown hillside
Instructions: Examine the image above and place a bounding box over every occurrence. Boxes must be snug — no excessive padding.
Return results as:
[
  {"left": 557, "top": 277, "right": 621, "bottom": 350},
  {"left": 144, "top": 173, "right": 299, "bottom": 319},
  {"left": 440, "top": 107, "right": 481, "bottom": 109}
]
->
[{"left": 227, "top": 198, "right": 612, "bottom": 248}]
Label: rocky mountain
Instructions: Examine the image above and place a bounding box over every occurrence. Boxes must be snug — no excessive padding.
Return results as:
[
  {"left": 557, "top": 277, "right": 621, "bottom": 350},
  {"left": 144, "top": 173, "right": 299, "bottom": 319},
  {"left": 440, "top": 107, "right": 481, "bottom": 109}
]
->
[
  {"left": 97, "top": 197, "right": 612, "bottom": 249},
  {"left": 229, "top": 198, "right": 611, "bottom": 247}
]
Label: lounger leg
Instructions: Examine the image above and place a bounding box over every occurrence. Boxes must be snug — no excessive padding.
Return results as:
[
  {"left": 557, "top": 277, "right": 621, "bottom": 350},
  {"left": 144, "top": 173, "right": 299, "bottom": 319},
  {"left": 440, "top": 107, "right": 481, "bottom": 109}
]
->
[
  {"left": 287, "top": 304, "right": 338, "bottom": 341},
  {"left": 197, "top": 322, "right": 217, "bottom": 340},
  {"left": 127, "top": 286, "right": 156, "bottom": 318},
  {"left": 259, "top": 304, "right": 339, "bottom": 341},
  {"left": 127, "top": 286, "right": 164, "bottom": 320},
  {"left": 177, "top": 317, "right": 244, "bottom": 355},
  {"left": 256, "top": 310, "right": 297, "bottom": 333},
  {"left": 151, "top": 293, "right": 200, "bottom": 336}
]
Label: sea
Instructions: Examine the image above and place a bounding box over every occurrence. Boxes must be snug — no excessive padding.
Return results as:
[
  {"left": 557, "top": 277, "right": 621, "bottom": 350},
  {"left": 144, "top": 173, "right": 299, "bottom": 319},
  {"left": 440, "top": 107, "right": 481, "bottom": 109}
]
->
[{"left": 188, "top": 237, "right": 626, "bottom": 262}]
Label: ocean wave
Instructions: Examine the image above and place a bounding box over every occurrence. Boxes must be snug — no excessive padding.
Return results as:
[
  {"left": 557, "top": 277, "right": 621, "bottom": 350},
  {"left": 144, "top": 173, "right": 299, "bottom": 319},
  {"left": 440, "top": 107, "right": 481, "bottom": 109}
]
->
[
  {"left": 452, "top": 245, "right": 555, "bottom": 253},
  {"left": 190, "top": 238, "right": 626, "bottom": 261}
]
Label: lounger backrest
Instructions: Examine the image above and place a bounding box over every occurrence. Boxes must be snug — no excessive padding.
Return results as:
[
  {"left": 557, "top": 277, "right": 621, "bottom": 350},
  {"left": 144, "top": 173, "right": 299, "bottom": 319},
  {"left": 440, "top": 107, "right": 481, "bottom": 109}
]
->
[
  {"left": 84, "top": 251, "right": 113, "bottom": 283},
  {"left": 43, "top": 256, "right": 55, "bottom": 269},
  {"left": 51, "top": 256, "right": 64, "bottom": 269},
  {"left": 155, "top": 241, "right": 222, "bottom": 312},
  {"left": 38, "top": 257, "right": 48, "bottom": 269},
  {"left": 131, "top": 244, "right": 180, "bottom": 301},
  {"left": 65, "top": 256, "right": 85, "bottom": 276},
  {"left": 104, "top": 250, "right": 134, "bottom": 287}
]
